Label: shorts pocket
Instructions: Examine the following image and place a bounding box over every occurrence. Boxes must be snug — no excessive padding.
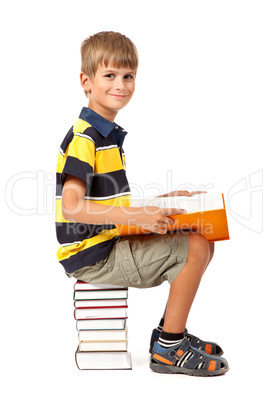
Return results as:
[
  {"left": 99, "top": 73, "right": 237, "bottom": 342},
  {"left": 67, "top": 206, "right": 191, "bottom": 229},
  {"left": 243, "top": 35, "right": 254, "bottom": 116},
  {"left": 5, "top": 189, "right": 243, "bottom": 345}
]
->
[
  {"left": 116, "top": 240, "right": 141, "bottom": 287},
  {"left": 132, "top": 241, "right": 173, "bottom": 280}
]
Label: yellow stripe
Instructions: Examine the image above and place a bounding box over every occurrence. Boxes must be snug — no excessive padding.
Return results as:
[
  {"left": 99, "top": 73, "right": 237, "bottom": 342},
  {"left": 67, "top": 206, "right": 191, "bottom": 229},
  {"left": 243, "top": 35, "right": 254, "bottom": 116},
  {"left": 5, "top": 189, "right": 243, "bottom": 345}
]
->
[
  {"left": 95, "top": 148, "right": 123, "bottom": 173},
  {"left": 73, "top": 118, "right": 92, "bottom": 133},
  {"left": 89, "top": 195, "right": 131, "bottom": 207},
  {"left": 56, "top": 119, "right": 91, "bottom": 174},
  {"left": 55, "top": 198, "right": 67, "bottom": 223},
  {"left": 56, "top": 229, "right": 118, "bottom": 261},
  {"left": 68, "top": 135, "right": 96, "bottom": 166},
  {"left": 56, "top": 145, "right": 70, "bottom": 173},
  {"left": 56, "top": 152, "right": 64, "bottom": 174}
]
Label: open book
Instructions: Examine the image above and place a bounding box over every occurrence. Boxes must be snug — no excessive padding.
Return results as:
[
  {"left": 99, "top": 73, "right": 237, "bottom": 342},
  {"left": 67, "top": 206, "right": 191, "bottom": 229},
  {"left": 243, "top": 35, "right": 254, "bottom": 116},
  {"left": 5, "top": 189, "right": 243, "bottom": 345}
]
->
[{"left": 116, "top": 192, "right": 229, "bottom": 242}]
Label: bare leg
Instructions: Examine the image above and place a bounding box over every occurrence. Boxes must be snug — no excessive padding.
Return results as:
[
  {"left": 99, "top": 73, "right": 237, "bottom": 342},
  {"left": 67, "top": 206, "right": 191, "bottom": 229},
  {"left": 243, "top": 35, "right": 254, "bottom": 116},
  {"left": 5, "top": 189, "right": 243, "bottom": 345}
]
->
[
  {"left": 206, "top": 241, "right": 215, "bottom": 271},
  {"left": 163, "top": 233, "right": 212, "bottom": 334}
]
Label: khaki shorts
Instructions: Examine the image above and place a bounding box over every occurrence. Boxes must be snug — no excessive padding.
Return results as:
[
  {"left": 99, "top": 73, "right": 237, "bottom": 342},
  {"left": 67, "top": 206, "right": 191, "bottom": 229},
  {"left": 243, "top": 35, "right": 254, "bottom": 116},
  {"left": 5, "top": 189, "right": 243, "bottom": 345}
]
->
[{"left": 68, "top": 231, "right": 189, "bottom": 288}]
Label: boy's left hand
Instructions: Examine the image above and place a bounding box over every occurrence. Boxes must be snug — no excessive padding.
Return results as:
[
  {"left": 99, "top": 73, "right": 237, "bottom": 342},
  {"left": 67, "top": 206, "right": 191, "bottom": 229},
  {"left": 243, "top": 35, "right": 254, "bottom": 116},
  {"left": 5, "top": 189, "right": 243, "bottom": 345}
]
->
[{"left": 159, "top": 191, "right": 207, "bottom": 198}]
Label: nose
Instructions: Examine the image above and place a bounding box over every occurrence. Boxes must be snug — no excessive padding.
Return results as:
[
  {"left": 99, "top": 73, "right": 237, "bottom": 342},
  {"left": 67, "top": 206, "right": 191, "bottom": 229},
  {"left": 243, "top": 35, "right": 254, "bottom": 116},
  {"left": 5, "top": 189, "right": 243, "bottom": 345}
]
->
[{"left": 114, "top": 77, "right": 126, "bottom": 91}]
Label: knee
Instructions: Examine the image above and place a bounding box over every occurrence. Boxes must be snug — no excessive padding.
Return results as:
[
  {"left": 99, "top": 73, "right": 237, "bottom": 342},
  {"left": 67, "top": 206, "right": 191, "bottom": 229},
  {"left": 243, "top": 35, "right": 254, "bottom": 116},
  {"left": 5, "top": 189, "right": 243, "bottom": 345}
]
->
[
  {"left": 188, "top": 233, "right": 210, "bottom": 265},
  {"left": 209, "top": 242, "right": 215, "bottom": 262}
]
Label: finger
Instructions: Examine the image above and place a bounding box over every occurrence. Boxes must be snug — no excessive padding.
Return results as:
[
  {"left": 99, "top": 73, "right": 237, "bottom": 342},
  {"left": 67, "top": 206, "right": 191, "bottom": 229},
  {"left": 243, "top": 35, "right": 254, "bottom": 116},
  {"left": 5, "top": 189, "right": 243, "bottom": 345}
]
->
[
  {"left": 159, "top": 224, "right": 169, "bottom": 234},
  {"left": 152, "top": 224, "right": 167, "bottom": 234},
  {"left": 187, "top": 191, "right": 207, "bottom": 196},
  {"left": 163, "top": 217, "right": 175, "bottom": 226},
  {"left": 162, "top": 208, "right": 187, "bottom": 216}
]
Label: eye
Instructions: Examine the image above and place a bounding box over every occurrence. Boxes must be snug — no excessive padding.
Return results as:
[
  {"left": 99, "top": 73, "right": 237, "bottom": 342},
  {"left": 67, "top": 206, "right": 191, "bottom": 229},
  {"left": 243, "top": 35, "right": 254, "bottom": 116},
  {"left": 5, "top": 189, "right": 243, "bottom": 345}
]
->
[
  {"left": 124, "top": 74, "right": 134, "bottom": 80},
  {"left": 105, "top": 73, "right": 115, "bottom": 78}
]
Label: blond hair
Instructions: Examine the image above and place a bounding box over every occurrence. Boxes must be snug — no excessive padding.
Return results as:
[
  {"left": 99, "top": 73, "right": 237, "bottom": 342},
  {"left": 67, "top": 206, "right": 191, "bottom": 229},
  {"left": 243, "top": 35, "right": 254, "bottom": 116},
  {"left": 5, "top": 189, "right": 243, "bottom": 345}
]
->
[{"left": 81, "top": 31, "right": 138, "bottom": 96}]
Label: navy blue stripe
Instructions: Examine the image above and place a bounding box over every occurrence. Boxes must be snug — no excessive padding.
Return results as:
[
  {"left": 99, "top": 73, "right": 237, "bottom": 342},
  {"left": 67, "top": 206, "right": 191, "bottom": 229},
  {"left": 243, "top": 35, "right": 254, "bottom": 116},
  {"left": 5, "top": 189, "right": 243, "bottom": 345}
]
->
[
  {"left": 56, "top": 172, "right": 63, "bottom": 197},
  {"left": 86, "top": 170, "right": 130, "bottom": 198},
  {"left": 60, "top": 126, "right": 74, "bottom": 153},
  {"left": 56, "top": 222, "right": 116, "bottom": 245},
  {"left": 56, "top": 169, "right": 130, "bottom": 198},
  {"left": 62, "top": 156, "right": 94, "bottom": 185}
]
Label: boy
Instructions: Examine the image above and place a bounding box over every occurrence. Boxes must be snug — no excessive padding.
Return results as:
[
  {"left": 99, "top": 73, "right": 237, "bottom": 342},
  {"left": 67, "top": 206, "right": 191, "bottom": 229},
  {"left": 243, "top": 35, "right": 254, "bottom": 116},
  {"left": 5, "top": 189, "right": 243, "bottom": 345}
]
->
[{"left": 55, "top": 31, "right": 229, "bottom": 376}]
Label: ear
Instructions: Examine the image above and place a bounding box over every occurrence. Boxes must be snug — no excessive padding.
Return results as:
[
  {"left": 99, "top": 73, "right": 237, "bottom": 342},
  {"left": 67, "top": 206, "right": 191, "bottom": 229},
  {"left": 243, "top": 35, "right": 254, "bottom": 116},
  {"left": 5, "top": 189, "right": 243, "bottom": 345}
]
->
[{"left": 80, "top": 72, "right": 92, "bottom": 93}]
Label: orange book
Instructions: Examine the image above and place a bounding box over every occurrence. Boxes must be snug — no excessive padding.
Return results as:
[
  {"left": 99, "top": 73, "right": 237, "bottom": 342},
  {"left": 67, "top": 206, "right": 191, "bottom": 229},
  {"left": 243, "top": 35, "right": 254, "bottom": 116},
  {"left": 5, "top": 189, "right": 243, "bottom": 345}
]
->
[{"left": 116, "top": 193, "right": 229, "bottom": 242}]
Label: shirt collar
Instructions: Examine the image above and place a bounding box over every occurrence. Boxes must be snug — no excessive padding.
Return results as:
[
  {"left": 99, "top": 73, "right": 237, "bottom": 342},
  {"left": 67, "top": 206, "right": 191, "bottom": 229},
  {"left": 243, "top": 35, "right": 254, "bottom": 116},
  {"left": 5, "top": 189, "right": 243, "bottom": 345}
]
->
[{"left": 79, "top": 107, "right": 127, "bottom": 139}]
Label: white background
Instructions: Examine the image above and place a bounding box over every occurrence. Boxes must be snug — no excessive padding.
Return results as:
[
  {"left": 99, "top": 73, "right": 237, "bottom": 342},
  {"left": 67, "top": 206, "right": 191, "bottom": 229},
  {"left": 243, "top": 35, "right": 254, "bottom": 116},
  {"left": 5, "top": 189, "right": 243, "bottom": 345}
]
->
[{"left": 1, "top": 1, "right": 267, "bottom": 401}]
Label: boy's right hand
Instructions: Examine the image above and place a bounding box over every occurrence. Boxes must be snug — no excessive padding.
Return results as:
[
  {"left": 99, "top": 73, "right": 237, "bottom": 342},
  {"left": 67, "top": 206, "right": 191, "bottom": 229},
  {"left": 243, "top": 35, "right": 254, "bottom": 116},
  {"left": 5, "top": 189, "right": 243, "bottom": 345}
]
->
[{"left": 133, "top": 206, "right": 186, "bottom": 235}]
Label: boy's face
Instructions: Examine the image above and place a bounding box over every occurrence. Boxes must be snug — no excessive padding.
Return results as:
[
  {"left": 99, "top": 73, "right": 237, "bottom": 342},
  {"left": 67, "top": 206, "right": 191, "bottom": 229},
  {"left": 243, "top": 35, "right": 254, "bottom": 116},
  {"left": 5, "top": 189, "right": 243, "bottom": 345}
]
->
[{"left": 81, "top": 63, "right": 136, "bottom": 122}]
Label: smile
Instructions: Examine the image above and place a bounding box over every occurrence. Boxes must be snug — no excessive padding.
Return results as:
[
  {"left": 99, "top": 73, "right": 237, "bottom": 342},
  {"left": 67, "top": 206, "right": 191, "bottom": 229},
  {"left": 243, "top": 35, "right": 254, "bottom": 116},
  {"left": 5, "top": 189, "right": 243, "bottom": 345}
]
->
[{"left": 109, "top": 94, "right": 127, "bottom": 99}]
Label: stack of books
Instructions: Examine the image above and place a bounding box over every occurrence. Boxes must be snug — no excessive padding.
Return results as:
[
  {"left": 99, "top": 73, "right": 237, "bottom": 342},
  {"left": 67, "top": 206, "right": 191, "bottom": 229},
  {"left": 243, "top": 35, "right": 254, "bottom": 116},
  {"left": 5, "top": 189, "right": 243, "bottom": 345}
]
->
[{"left": 73, "top": 281, "right": 132, "bottom": 370}]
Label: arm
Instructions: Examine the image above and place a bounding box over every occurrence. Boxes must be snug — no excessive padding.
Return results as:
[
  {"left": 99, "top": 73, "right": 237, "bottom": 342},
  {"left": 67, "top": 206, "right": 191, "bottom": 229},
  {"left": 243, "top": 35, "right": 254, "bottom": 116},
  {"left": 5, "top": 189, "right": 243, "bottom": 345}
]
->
[{"left": 61, "top": 175, "right": 186, "bottom": 235}]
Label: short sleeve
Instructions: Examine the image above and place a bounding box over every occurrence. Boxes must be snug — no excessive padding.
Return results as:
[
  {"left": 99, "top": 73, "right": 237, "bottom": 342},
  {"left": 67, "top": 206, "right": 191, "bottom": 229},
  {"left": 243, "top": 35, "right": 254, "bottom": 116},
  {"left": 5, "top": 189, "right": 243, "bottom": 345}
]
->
[{"left": 62, "top": 134, "right": 96, "bottom": 187}]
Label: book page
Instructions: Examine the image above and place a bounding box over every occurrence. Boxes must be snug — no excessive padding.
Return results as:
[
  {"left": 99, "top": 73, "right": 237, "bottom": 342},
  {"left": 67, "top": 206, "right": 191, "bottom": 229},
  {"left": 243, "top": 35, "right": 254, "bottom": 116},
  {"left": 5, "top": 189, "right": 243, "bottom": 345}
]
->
[{"left": 130, "top": 192, "right": 224, "bottom": 213}]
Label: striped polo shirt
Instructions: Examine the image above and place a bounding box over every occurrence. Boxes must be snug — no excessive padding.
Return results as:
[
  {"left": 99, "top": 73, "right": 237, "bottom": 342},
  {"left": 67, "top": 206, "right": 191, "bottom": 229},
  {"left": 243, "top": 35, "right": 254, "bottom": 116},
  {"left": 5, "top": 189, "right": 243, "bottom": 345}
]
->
[{"left": 55, "top": 107, "right": 131, "bottom": 273}]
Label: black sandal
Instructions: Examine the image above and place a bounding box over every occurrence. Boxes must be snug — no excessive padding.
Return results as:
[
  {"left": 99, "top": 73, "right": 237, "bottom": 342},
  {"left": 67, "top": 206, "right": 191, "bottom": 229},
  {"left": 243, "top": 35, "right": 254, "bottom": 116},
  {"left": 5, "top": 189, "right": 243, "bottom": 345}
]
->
[{"left": 150, "top": 338, "right": 229, "bottom": 376}]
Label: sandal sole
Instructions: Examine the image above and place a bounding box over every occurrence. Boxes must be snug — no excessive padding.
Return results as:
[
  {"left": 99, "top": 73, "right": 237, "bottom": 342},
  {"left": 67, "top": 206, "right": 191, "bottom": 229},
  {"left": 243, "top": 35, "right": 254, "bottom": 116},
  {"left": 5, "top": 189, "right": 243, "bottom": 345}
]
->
[{"left": 150, "top": 362, "right": 229, "bottom": 377}]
